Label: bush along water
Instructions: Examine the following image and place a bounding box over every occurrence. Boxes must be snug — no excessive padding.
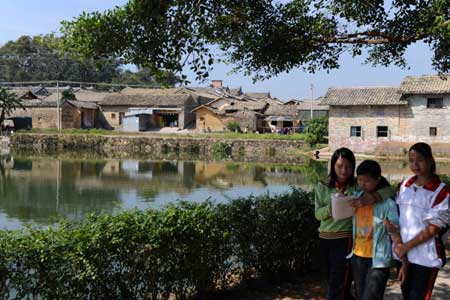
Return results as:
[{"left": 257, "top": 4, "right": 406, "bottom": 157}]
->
[{"left": 0, "top": 188, "right": 319, "bottom": 300}]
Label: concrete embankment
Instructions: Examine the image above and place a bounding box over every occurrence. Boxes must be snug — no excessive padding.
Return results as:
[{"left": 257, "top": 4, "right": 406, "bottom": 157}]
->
[{"left": 11, "top": 133, "right": 311, "bottom": 163}]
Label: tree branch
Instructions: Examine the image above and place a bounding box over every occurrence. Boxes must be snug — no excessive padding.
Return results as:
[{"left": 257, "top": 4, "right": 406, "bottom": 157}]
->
[
  {"left": 324, "top": 19, "right": 450, "bottom": 45},
  {"left": 326, "top": 30, "right": 427, "bottom": 45}
]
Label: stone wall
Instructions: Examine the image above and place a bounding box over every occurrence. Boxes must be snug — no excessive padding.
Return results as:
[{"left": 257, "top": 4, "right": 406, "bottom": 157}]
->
[{"left": 11, "top": 134, "right": 309, "bottom": 163}]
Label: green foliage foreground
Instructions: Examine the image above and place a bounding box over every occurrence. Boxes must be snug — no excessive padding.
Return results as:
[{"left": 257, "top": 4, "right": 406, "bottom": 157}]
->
[{"left": 0, "top": 188, "right": 318, "bottom": 300}]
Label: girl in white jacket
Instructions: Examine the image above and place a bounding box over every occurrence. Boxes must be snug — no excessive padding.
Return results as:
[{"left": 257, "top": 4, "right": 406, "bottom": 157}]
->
[{"left": 394, "top": 142, "right": 450, "bottom": 300}]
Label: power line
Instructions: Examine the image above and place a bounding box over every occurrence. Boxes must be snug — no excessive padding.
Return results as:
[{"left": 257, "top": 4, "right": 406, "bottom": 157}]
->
[{"left": 0, "top": 80, "right": 163, "bottom": 89}]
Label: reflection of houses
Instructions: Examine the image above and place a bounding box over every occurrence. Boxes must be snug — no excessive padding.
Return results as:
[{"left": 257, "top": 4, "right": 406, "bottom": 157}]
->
[
  {"left": 323, "top": 75, "right": 450, "bottom": 153},
  {"left": 121, "top": 160, "right": 152, "bottom": 179},
  {"left": 103, "top": 161, "right": 120, "bottom": 175}
]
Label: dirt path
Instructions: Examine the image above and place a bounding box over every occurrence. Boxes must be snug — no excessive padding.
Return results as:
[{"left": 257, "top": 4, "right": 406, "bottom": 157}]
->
[{"left": 238, "top": 246, "right": 450, "bottom": 300}]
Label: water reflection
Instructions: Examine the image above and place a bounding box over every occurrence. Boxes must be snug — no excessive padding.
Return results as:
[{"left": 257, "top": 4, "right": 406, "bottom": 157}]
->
[
  {"left": 0, "top": 155, "right": 327, "bottom": 229},
  {"left": 2, "top": 155, "right": 445, "bottom": 230}
]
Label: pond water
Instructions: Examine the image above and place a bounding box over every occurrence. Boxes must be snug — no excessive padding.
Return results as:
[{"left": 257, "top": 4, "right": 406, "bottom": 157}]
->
[{"left": 2, "top": 155, "right": 450, "bottom": 230}]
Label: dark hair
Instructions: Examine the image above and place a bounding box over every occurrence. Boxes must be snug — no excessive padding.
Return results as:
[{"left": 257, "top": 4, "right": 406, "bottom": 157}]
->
[
  {"left": 356, "top": 160, "right": 390, "bottom": 189},
  {"left": 409, "top": 142, "right": 436, "bottom": 175},
  {"left": 327, "top": 147, "right": 356, "bottom": 188}
]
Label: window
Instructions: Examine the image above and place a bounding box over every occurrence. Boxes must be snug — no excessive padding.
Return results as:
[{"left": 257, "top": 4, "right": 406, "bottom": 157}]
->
[
  {"left": 427, "top": 98, "right": 443, "bottom": 108},
  {"left": 377, "top": 126, "right": 389, "bottom": 137},
  {"left": 430, "top": 127, "right": 437, "bottom": 136},
  {"left": 350, "top": 126, "right": 361, "bottom": 137},
  {"left": 111, "top": 113, "right": 116, "bottom": 119}
]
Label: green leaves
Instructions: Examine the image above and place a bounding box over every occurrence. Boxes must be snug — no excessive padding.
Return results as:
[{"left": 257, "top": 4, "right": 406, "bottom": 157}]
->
[
  {"left": 0, "top": 34, "right": 179, "bottom": 85},
  {"left": 304, "top": 115, "right": 328, "bottom": 144},
  {"left": 0, "top": 87, "right": 25, "bottom": 127},
  {"left": 0, "top": 188, "right": 318, "bottom": 299},
  {"left": 60, "top": 0, "right": 450, "bottom": 81}
]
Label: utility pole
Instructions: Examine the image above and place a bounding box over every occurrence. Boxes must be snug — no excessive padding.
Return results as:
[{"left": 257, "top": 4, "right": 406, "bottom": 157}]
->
[
  {"left": 56, "top": 80, "right": 60, "bottom": 130},
  {"left": 310, "top": 83, "right": 314, "bottom": 120}
]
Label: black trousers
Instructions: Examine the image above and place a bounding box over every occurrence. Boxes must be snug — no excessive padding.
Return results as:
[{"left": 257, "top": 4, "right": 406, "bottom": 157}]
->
[
  {"left": 319, "top": 237, "right": 354, "bottom": 300},
  {"left": 401, "top": 262, "right": 439, "bottom": 300},
  {"left": 350, "top": 255, "right": 389, "bottom": 300}
]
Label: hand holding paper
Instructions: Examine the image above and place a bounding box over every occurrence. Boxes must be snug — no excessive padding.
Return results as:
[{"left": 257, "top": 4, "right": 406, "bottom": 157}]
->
[{"left": 331, "top": 193, "right": 357, "bottom": 220}]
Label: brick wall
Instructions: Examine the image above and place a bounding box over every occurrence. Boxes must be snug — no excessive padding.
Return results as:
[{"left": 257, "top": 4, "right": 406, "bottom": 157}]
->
[
  {"left": 61, "top": 103, "right": 81, "bottom": 129},
  {"left": 9, "top": 107, "right": 58, "bottom": 129},
  {"left": 329, "top": 105, "right": 403, "bottom": 153}
]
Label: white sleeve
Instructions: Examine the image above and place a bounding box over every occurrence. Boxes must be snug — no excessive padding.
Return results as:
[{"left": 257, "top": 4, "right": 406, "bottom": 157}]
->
[{"left": 423, "top": 193, "right": 450, "bottom": 228}]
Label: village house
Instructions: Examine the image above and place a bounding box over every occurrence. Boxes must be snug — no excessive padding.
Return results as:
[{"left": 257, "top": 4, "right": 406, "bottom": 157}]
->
[
  {"left": 263, "top": 99, "right": 301, "bottom": 133},
  {"left": 323, "top": 75, "right": 450, "bottom": 153},
  {"left": 295, "top": 98, "right": 329, "bottom": 122},
  {"left": 8, "top": 89, "right": 58, "bottom": 129},
  {"left": 61, "top": 100, "right": 100, "bottom": 129},
  {"left": 7, "top": 88, "right": 106, "bottom": 129},
  {"left": 192, "top": 97, "right": 267, "bottom": 132},
  {"left": 4, "top": 81, "right": 281, "bottom": 133},
  {"left": 100, "top": 92, "right": 197, "bottom": 130}
]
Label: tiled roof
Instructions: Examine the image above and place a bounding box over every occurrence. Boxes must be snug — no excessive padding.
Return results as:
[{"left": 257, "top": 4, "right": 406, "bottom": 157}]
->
[
  {"left": 225, "top": 100, "right": 268, "bottom": 111},
  {"left": 100, "top": 94, "right": 194, "bottom": 107},
  {"left": 120, "top": 87, "right": 181, "bottom": 95},
  {"left": 9, "top": 86, "right": 51, "bottom": 96},
  {"left": 65, "top": 100, "right": 98, "bottom": 109},
  {"left": 297, "top": 98, "right": 329, "bottom": 110},
  {"left": 192, "top": 98, "right": 267, "bottom": 113},
  {"left": 21, "top": 99, "right": 57, "bottom": 108},
  {"left": 228, "top": 87, "right": 243, "bottom": 96},
  {"left": 73, "top": 91, "right": 112, "bottom": 102},
  {"left": 284, "top": 99, "right": 302, "bottom": 105},
  {"left": 401, "top": 75, "right": 450, "bottom": 94},
  {"left": 264, "top": 99, "right": 298, "bottom": 116},
  {"left": 244, "top": 92, "right": 270, "bottom": 100},
  {"left": 9, "top": 89, "right": 38, "bottom": 100},
  {"left": 322, "top": 87, "right": 405, "bottom": 106}
]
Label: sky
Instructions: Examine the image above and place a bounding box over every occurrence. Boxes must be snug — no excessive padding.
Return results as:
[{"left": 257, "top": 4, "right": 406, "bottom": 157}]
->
[{"left": 0, "top": 0, "right": 436, "bottom": 101}]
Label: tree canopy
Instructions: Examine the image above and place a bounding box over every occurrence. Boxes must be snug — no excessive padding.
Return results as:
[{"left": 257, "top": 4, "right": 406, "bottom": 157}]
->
[
  {"left": 0, "top": 35, "right": 179, "bottom": 86},
  {"left": 60, "top": 0, "right": 450, "bottom": 82}
]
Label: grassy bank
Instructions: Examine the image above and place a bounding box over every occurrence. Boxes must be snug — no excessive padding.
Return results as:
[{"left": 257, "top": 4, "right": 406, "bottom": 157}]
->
[{"left": 18, "top": 128, "right": 324, "bottom": 144}]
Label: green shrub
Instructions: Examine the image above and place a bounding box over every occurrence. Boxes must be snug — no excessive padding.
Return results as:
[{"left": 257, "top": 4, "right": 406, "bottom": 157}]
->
[
  {"left": 0, "top": 188, "right": 319, "bottom": 299},
  {"left": 304, "top": 116, "right": 328, "bottom": 143},
  {"left": 226, "top": 121, "right": 240, "bottom": 132},
  {"left": 303, "top": 133, "right": 317, "bottom": 147},
  {"left": 211, "top": 142, "right": 232, "bottom": 159}
]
